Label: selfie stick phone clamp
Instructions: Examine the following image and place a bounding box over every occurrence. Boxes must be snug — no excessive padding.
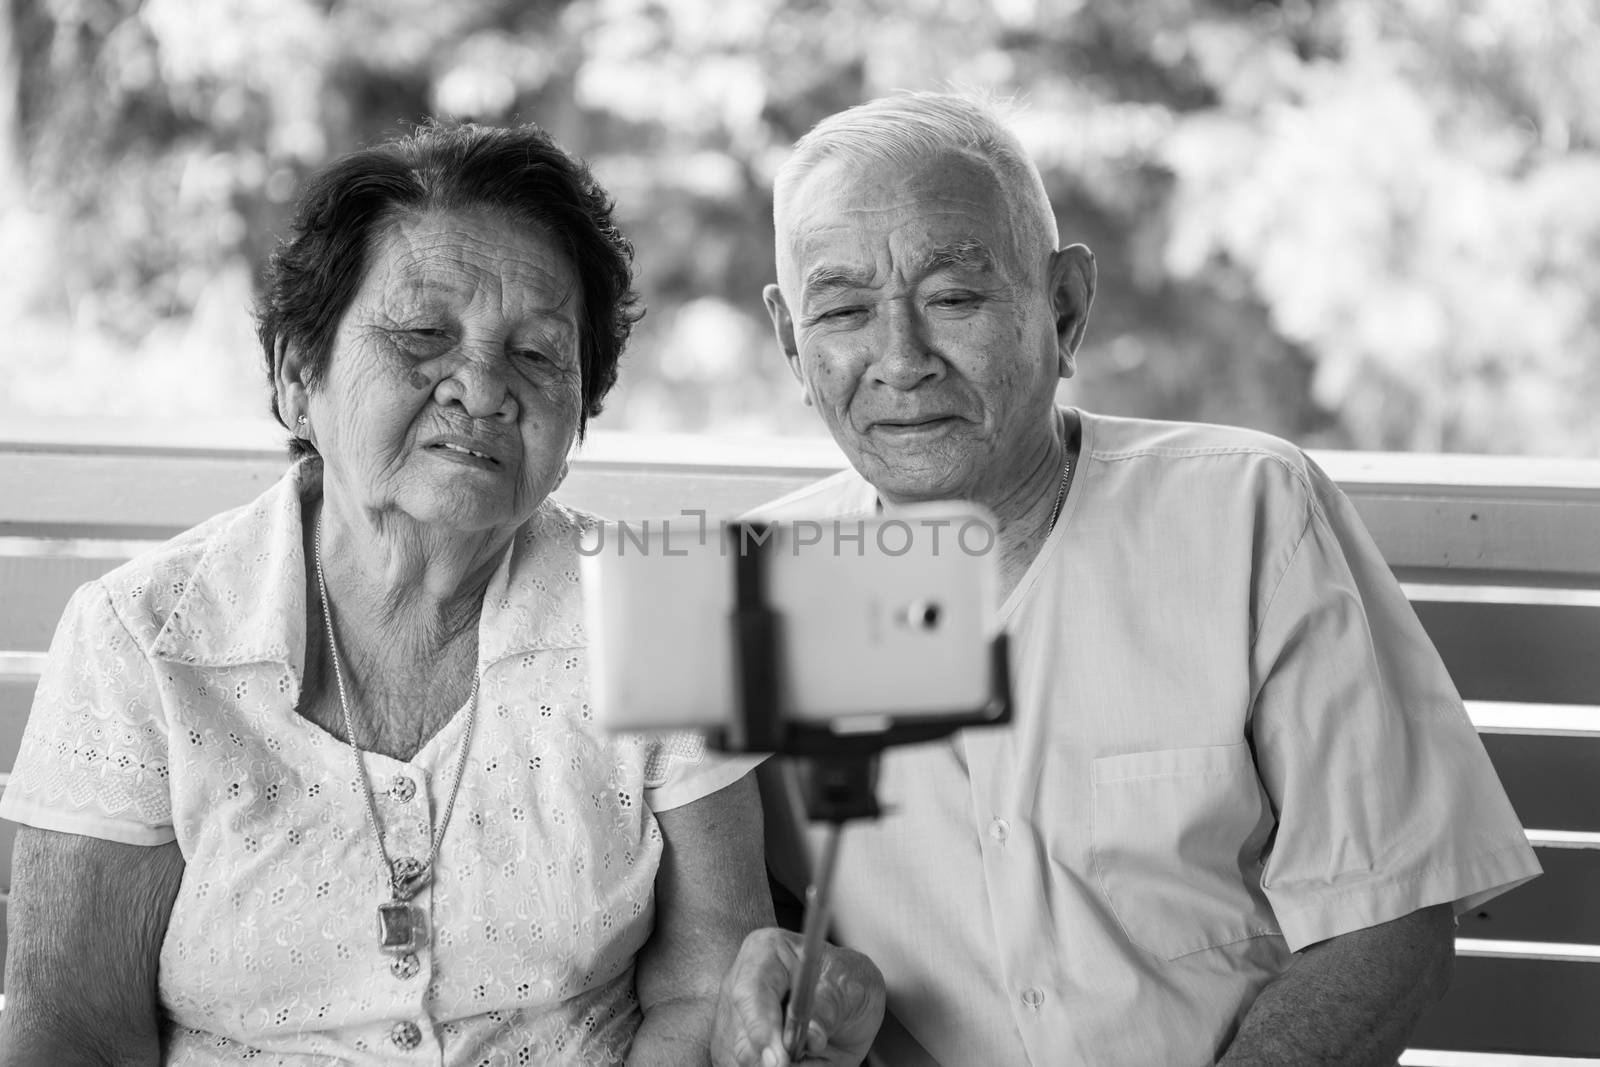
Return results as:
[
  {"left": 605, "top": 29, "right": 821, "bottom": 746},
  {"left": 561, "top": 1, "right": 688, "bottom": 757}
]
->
[{"left": 725, "top": 522, "right": 1012, "bottom": 1060}]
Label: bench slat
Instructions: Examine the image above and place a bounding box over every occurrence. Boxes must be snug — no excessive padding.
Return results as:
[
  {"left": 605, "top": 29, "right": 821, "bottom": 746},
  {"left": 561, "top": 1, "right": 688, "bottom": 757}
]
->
[
  {"left": 0, "top": 453, "right": 288, "bottom": 540},
  {"left": 1, "top": 678, "right": 32, "bottom": 901},
  {"left": 1481, "top": 733, "right": 1600, "bottom": 833},
  {"left": 0, "top": 451, "right": 825, "bottom": 541},
  {"left": 0, "top": 554, "right": 134, "bottom": 651},
  {"left": 1415, "top": 600, "right": 1600, "bottom": 705},
  {"left": 0, "top": 678, "right": 31, "bottom": 769},
  {"left": 1411, "top": 955, "right": 1600, "bottom": 1057},
  {"left": 1456, "top": 847, "right": 1600, "bottom": 944},
  {"left": 1347, "top": 493, "right": 1600, "bottom": 589},
  {"left": 0, "top": 819, "right": 14, "bottom": 898},
  {"left": 1404, "top": 1051, "right": 1600, "bottom": 1065}
]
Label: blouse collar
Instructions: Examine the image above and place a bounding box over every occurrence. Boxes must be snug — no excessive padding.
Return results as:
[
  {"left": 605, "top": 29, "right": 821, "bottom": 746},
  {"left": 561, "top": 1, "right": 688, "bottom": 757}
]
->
[{"left": 151, "top": 460, "right": 592, "bottom": 684}]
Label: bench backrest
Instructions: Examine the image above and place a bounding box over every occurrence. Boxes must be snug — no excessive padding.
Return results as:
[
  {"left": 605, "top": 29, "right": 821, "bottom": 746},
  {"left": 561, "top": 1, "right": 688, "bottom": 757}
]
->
[{"left": 3, "top": 424, "right": 1598, "bottom": 1062}]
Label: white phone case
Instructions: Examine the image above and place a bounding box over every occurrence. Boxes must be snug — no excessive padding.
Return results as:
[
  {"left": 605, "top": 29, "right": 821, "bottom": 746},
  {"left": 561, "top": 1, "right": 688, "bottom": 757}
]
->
[{"left": 580, "top": 503, "right": 1001, "bottom": 735}]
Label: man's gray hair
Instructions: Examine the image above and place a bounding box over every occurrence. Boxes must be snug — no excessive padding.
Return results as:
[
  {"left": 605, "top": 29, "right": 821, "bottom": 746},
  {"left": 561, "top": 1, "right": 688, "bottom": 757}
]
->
[{"left": 772, "top": 91, "right": 1059, "bottom": 263}]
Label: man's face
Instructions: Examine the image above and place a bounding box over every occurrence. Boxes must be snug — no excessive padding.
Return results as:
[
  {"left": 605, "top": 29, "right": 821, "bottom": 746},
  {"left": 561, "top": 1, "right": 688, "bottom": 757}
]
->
[{"left": 768, "top": 150, "right": 1083, "bottom": 507}]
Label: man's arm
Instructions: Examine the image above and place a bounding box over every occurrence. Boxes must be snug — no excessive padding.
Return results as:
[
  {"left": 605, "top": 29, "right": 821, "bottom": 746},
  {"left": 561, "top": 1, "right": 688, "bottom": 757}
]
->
[
  {"left": 0, "top": 828, "right": 184, "bottom": 1066},
  {"left": 1220, "top": 903, "right": 1455, "bottom": 1066},
  {"left": 628, "top": 772, "right": 774, "bottom": 1066}
]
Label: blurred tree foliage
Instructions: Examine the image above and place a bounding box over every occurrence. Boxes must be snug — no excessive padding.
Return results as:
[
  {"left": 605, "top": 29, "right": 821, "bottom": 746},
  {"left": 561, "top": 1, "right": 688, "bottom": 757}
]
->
[{"left": 1, "top": 0, "right": 1596, "bottom": 453}]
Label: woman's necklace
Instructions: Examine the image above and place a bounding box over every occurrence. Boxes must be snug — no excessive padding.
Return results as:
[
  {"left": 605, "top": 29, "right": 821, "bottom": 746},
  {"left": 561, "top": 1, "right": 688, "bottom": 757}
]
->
[{"left": 314, "top": 513, "right": 481, "bottom": 963}]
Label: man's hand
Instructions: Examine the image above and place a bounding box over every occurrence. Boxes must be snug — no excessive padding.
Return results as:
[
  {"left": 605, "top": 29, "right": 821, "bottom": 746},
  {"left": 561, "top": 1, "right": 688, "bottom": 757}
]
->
[{"left": 712, "top": 927, "right": 886, "bottom": 1067}]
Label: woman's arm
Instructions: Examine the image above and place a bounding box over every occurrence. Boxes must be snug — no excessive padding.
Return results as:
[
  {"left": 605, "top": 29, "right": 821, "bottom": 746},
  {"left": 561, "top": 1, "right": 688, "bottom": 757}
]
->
[
  {"left": 1218, "top": 903, "right": 1455, "bottom": 1066},
  {"left": 0, "top": 828, "right": 184, "bottom": 1066},
  {"left": 628, "top": 772, "right": 774, "bottom": 1066}
]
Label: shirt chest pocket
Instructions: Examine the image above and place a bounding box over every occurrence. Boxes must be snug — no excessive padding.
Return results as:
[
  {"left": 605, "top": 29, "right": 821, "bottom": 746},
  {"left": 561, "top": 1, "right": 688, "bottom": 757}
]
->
[{"left": 1090, "top": 742, "right": 1282, "bottom": 961}]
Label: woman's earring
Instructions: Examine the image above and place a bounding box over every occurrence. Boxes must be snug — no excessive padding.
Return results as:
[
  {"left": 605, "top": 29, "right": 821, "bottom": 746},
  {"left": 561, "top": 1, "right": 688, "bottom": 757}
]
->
[{"left": 296, "top": 414, "right": 309, "bottom": 437}]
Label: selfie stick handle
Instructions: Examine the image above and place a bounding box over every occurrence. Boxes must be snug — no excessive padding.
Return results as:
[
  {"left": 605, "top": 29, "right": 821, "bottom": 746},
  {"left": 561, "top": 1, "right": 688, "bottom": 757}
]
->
[{"left": 785, "top": 821, "right": 843, "bottom": 1062}]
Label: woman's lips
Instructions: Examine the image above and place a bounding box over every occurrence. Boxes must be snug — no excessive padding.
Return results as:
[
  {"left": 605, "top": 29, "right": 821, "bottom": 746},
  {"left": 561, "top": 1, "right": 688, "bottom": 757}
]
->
[{"left": 425, "top": 440, "right": 503, "bottom": 467}]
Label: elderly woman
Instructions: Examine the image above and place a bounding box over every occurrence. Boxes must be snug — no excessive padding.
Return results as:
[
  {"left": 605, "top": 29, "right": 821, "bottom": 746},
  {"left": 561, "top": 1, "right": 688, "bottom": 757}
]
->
[{"left": 0, "top": 122, "right": 772, "bottom": 1065}]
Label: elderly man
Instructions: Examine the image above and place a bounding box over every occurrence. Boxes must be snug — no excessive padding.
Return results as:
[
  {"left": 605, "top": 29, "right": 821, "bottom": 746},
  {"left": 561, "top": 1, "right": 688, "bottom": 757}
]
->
[{"left": 712, "top": 92, "right": 1540, "bottom": 1067}]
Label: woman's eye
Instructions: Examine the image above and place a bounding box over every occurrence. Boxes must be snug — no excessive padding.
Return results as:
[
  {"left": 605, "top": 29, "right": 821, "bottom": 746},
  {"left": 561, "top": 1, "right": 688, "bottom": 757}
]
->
[
  {"left": 515, "top": 350, "right": 581, "bottom": 382},
  {"left": 395, "top": 326, "right": 451, "bottom": 349},
  {"left": 931, "top": 292, "right": 979, "bottom": 309}
]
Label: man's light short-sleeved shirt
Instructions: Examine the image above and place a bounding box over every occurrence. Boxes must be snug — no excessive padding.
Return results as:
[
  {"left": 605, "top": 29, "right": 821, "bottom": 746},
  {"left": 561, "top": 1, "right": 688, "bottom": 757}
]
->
[
  {"left": 0, "top": 462, "right": 753, "bottom": 1065},
  {"left": 758, "top": 411, "right": 1539, "bottom": 1067}
]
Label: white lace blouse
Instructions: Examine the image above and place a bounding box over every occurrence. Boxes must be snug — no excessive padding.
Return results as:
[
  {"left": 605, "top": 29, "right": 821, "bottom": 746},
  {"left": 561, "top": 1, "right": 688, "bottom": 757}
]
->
[{"left": 0, "top": 463, "right": 753, "bottom": 1065}]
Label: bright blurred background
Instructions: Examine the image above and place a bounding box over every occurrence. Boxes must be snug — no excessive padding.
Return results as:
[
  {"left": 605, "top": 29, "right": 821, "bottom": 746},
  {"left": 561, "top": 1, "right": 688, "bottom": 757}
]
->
[{"left": 1, "top": 0, "right": 1597, "bottom": 456}]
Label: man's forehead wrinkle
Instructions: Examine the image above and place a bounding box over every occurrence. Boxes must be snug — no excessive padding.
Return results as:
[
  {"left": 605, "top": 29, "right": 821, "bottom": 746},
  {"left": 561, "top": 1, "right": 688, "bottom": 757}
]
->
[
  {"left": 780, "top": 152, "right": 1031, "bottom": 298},
  {"left": 799, "top": 239, "right": 1000, "bottom": 303},
  {"left": 793, "top": 193, "right": 1001, "bottom": 237},
  {"left": 804, "top": 262, "right": 878, "bottom": 295},
  {"left": 919, "top": 238, "right": 998, "bottom": 274}
]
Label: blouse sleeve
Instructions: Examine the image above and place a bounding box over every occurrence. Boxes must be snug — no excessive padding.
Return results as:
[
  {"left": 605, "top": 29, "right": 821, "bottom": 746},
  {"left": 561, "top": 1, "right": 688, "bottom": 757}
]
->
[
  {"left": 641, "top": 731, "right": 765, "bottom": 813},
  {"left": 0, "top": 581, "right": 176, "bottom": 845},
  {"left": 1250, "top": 461, "right": 1540, "bottom": 951}
]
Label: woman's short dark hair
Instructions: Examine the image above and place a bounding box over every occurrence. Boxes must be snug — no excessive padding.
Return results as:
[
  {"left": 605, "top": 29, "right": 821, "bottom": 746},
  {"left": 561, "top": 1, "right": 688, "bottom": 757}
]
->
[{"left": 257, "top": 120, "right": 641, "bottom": 458}]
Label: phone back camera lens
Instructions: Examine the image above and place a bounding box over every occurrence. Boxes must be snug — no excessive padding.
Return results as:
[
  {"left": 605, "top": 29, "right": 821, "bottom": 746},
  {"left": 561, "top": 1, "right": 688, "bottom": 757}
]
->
[{"left": 903, "top": 601, "right": 940, "bottom": 629}]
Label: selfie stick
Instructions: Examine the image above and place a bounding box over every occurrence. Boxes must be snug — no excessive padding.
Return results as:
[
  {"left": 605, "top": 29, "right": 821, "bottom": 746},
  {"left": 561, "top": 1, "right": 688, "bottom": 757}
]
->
[
  {"left": 784, "top": 822, "right": 841, "bottom": 1060},
  {"left": 778, "top": 753, "right": 886, "bottom": 1061},
  {"left": 725, "top": 522, "right": 1012, "bottom": 1062}
]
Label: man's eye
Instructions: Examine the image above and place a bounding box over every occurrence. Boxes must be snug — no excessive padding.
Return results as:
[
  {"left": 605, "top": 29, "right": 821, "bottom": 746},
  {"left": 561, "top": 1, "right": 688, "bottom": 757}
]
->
[
  {"left": 930, "top": 292, "right": 980, "bottom": 309},
  {"left": 817, "top": 306, "right": 865, "bottom": 322}
]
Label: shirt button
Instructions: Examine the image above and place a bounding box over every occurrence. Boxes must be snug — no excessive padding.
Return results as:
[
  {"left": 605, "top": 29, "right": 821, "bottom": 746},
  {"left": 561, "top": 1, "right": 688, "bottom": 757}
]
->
[
  {"left": 391, "top": 1020, "right": 422, "bottom": 1050},
  {"left": 389, "top": 774, "right": 417, "bottom": 803},
  {"left": 989, "top": 817, "right": 1010, "bottom": 844},
  {"left": 1021, "top": 987, "right": 1045, "bottom": 1010},
  {"left": 390, "top": 952, "right": 420, "bottom": 980}
]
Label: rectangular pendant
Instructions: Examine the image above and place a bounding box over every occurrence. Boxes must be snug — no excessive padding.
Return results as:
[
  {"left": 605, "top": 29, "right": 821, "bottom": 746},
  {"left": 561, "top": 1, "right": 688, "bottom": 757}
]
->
[{"left": 377, "top": 900, "right": 420, "bottom": 954}]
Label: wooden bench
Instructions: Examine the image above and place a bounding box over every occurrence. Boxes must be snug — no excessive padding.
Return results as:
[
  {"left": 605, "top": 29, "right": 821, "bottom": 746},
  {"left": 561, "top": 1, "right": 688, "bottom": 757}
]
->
[{"left": 3, "top": 419, "right": 1598, "bottom": 1063}]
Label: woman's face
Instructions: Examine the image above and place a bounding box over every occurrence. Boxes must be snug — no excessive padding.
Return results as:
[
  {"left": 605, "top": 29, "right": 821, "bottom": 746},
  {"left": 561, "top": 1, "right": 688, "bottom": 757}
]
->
[{"left": 305, "top": 208, "right": 585, "bottom": 535}]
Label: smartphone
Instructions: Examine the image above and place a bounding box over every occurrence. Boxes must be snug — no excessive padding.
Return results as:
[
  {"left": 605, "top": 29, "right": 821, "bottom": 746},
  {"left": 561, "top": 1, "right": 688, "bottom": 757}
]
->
[{"left": 580, "top": 503, "right": 1003, "bottom": 741}]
